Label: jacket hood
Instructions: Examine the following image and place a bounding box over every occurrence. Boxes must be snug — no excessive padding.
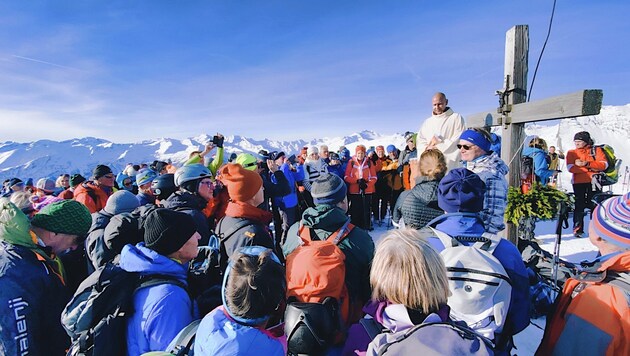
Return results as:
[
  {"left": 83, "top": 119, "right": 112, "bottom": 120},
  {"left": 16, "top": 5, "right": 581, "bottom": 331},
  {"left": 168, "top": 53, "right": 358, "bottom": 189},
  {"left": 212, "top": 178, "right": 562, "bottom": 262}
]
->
[
  {"left": 0, "top": 198, "right": 35, "bottom": 248},
  {"left": 162, "top": 191, "right": 207, "bottom": 211},
  {"left": 301, "top": 204, "right": 348, "bottom": 231},
  {"left": 432, "top": 107, "right": 454, "bottom": 119},
  {"left": 119, "top": 242, "right": 188, "bottom": 280},
  {"left": 467, "top": 152, "right": 509, "bottom": 176},
  {"left": 380, "top": 304, "right": 449, "bottom": 333},
  {"left": 410, "top": 179, "right": 439, "bottom": 205}
]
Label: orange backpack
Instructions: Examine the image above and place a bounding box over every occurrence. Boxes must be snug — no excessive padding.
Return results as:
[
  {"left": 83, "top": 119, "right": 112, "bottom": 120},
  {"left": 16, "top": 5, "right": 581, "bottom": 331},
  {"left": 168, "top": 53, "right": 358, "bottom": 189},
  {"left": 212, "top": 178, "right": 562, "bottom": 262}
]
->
[{"left": 286, "top": 220, "right": 355, "bottom": 325}]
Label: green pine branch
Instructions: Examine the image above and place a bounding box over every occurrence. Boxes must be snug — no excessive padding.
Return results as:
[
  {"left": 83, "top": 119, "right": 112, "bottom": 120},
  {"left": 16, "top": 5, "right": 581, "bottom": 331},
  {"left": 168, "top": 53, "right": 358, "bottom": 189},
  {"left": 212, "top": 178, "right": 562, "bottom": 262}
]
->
[{"left": 506, "top": 183, "right": 568, "bottom": 225}]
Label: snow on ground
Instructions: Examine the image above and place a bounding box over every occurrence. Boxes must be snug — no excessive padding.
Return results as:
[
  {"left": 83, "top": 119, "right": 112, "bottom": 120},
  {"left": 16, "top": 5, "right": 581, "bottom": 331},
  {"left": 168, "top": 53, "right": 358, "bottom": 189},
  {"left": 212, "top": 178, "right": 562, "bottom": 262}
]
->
[{"left": 367, "top": 215, "right": 597, "bottom": 356}]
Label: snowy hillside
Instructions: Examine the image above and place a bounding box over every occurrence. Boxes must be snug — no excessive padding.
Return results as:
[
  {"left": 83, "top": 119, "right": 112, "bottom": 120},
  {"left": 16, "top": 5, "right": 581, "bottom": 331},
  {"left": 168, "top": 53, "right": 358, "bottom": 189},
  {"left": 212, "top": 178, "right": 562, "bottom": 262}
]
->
[
  {"left": 0, "top": 130, "right": 405, "bottom": 182},
  {"left": 525, "top": 104, "right": 630, "bottom": 194},
  {"left": 1, "top": 104, "right": 628, "bottom": 194}
]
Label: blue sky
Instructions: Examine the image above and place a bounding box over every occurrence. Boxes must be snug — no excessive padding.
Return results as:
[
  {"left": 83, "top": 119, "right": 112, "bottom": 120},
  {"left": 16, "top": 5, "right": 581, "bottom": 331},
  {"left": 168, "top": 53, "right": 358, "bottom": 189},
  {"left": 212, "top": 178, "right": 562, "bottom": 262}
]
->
[{"left": 1, "top": 1, "right": 628, "bottom": 143}]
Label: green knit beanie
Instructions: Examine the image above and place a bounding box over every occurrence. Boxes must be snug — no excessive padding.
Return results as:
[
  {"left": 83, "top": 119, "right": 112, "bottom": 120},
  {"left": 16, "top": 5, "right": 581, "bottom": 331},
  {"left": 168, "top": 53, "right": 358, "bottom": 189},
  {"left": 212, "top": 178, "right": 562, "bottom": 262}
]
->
[{"left": 31, "top": 200, "right": 92, "bottom": 237}]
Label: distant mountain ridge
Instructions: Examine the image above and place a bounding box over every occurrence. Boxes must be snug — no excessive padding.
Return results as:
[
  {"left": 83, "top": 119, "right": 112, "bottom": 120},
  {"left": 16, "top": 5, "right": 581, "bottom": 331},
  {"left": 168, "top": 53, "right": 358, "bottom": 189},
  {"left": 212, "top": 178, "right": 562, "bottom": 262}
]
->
[
  {"left": 1, "top": 104, "right": 628, "bottom": 194},
  {"left": 0, "top": 130, "right": 405, "bottom": 181}
]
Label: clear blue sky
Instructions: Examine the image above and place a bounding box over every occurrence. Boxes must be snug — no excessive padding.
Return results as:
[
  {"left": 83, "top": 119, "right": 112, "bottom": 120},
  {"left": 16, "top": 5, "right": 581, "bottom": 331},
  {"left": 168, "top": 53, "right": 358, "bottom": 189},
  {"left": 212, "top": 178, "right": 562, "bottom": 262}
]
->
[{"left": 1, "top": 0, "right": 628, "bottom": 143}]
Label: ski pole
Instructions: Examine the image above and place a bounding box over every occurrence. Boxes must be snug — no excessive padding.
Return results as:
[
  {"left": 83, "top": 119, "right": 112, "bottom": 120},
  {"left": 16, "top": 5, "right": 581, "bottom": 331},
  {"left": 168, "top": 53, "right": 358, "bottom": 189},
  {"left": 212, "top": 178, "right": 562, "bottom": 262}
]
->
[{"left": 551, "top": 201, "right": 565, "bottom": 298}]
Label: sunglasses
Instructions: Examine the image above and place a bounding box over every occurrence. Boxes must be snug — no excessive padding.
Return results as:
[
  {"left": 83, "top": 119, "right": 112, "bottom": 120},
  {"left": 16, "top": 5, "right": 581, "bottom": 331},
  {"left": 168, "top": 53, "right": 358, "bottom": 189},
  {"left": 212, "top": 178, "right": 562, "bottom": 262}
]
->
[{"left": 457, "top": 144, "right": 476, "bottom": 151}]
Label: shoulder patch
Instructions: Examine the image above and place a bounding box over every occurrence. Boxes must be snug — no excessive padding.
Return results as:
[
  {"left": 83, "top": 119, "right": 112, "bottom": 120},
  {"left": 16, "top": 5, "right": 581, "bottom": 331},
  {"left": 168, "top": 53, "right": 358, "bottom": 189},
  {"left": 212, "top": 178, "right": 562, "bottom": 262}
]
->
[{"left": 244, "top": 231, "right": 256, "bottom": 238}]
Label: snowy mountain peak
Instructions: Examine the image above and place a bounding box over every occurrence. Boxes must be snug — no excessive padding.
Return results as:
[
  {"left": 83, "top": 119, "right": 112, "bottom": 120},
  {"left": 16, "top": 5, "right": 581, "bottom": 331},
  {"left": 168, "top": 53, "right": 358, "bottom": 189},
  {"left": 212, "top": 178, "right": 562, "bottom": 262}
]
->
[{"left": 1, "top": 105, "right": 628, "bottom": 194}]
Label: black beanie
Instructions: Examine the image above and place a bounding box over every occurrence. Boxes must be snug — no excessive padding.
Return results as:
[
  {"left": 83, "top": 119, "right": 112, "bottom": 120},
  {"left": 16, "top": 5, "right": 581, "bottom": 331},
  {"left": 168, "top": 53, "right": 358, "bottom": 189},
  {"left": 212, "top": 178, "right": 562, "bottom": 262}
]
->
[
  {"left": 70, "top": 174, "right": 86, "bottom": 188},
  {"left": 143, "top": 208, "right": 197, "bottom": 256},
  {"left": 93, "top": 165, "right": 113, "bottom": 179},
  {"left": 573, "top": 131, "right": 592, "bottom": 145}
]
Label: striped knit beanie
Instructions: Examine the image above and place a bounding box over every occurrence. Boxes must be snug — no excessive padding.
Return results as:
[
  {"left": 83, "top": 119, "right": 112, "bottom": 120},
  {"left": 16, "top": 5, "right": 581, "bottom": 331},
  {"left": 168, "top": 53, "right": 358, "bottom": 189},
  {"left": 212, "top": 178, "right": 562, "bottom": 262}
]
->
[{"left": 591, "top": 192, "right": 630, "bottom": 248}]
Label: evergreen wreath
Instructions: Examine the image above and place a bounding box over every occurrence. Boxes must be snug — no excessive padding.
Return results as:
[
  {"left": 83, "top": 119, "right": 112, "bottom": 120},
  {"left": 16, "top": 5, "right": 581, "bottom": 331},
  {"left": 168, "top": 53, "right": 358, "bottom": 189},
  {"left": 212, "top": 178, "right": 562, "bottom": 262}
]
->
[{"left": 506, "top": 183, "right": 568, "bottom": 225}]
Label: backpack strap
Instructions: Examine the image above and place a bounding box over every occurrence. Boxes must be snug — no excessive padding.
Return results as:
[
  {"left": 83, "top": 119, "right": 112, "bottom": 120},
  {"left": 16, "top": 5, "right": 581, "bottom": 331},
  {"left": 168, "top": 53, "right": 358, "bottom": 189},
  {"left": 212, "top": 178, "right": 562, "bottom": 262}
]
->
[
  {"left": 167, "top": 319, "right": 201, "bottom": 356},
  {"left": 570, "top": 269, "right": 630, "bottom": 300},
  {"left": 216, "top": 217, "right": 253, "bottom": 243},
  {"left": 429, "top": 227, "right": 460, "bottom": 248},
  {"left": 607, "top": 271, "right": 630, "bottom": 293},
  {"left": 298, "top": 219, "right": 355, "bottom": 245},
  {"left": 137, "top": 274, "right": 187, "bottom": 292}
]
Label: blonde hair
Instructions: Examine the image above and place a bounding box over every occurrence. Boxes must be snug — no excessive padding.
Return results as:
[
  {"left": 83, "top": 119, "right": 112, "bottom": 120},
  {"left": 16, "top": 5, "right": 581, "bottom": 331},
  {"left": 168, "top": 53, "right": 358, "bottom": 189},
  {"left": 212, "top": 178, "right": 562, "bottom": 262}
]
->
[
  {"left": 419, "top": 149, "right": 447, "bottom": 181},
  {"left": 371, "top": 229, "right": 450, "bottom": 313},
  {"left": 55, "top": 174, "right": 69, "bottom": 188},
  {"left": 529, "top": 137, "right": 548, "bottom": 151}
]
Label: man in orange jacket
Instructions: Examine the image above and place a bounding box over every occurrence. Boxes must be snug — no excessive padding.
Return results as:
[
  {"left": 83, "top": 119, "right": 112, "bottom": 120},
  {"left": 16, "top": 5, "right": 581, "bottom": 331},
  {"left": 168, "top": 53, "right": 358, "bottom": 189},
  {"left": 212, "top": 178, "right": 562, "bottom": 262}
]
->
[
  {"left": 73, "top": 165, "right": 115, "bottom": 213},
  {"left": 537, "top": 192, "right": 630, "bottom": 355},
  {"left": 566, "top": 131, "right": 607, "bottom": 237}
]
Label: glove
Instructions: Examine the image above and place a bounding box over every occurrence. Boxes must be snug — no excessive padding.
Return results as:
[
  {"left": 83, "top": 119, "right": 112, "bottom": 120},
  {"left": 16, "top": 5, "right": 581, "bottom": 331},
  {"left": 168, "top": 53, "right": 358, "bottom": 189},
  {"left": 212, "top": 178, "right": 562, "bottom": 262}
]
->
[{"left": 358, "top": 179, "right": 368, "bottom": 191}]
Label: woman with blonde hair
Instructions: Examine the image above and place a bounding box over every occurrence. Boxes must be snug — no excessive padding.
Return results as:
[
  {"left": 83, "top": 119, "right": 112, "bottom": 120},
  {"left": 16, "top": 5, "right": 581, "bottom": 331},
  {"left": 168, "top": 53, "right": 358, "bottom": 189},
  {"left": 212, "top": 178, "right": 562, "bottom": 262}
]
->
[
  {"left": 343, "top": 229, "right": 491, "bottom": 355},
  {"left": 392, "top": 149, "right": 446, "bottom": 229}
]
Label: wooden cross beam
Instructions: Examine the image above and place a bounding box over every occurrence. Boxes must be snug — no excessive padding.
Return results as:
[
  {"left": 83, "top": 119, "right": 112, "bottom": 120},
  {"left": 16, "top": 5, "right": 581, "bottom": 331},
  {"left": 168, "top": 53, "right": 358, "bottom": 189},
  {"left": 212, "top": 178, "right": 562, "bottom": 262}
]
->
[{"left": 466, "top": 25, "right": 603, "bottom": 245}]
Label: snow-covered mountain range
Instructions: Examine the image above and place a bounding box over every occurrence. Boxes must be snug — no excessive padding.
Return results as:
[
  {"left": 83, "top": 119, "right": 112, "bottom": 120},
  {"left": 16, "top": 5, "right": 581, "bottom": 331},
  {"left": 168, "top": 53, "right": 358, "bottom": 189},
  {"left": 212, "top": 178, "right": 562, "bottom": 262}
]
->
[{"left": 1, "top": 104, "right": 629, "bottom": 193}]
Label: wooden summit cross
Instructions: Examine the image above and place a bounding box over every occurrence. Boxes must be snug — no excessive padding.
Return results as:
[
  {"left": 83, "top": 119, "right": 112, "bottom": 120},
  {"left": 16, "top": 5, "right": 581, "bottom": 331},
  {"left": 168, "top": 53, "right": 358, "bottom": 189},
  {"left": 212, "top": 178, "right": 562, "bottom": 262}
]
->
[{"left": 467, "top": 25, "right": 603, "bottom": 245}]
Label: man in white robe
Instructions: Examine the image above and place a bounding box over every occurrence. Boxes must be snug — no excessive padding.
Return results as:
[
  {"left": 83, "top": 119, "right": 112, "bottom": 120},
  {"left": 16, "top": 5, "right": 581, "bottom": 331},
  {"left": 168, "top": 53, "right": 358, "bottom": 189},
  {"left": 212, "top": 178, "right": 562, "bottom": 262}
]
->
[{"left": 417, "top": 92, "right": 466, "bottom": 170}]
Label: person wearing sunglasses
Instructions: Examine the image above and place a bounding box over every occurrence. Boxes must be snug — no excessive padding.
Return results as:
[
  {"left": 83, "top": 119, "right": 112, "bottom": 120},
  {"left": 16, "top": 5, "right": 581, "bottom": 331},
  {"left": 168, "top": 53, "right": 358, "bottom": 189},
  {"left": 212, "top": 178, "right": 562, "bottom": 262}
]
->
[
  {"left": 135, "top": 168, "right": 158, "bottom": 206},
  {"left": 416, "top": 92, "right": 467, "bottom": 171},
  {"left": 458, "top": 128, "right": 508, "bottom": 235},
  {"left": 73, "top": 165, "right": 116, "bottom": 213},
  {"left": 163, "top": 164, "right": 216, "bottom": 246}
]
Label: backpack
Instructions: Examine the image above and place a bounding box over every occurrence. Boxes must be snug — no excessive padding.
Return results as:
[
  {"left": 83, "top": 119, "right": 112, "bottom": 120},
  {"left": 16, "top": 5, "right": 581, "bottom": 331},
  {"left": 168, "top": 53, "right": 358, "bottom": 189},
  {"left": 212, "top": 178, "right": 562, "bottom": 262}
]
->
[
  {"left": 520, "top": 240, "right": 579, "bottom": 318},
  {"left": 369, "top": 320, "right": 494, "bottom": 356},
  {"left": 285, "top": 219, "right": 355, "bottom": 349},
  {"left": 431, "top": 228, "right": 512, "bottom": 340},
  {"left": 591, "top": 144, "right": 622, "bottom": 186},
  {"left": 61, "top": 261, "right": 186, "bottom": 356},
  {"left": 520, "top": 155, "right": 534, "bottom": 182},
  {"left": 284, "top": 297, "right": 342, "bottom": 355}
]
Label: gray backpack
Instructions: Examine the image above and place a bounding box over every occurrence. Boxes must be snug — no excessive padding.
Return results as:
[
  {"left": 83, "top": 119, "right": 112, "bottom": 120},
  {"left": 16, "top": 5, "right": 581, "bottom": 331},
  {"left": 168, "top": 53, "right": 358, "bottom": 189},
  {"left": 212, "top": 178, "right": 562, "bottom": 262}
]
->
[{"left": 367, "top": 320, "right": 494, "bottom": 355}]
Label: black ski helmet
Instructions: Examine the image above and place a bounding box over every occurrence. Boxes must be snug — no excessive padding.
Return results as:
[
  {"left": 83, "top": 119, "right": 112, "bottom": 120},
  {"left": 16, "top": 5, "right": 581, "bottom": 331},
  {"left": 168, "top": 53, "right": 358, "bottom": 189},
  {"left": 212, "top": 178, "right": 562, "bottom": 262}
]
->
[{"left": 151, "top": 173, "right": 176, "bottom": 200}]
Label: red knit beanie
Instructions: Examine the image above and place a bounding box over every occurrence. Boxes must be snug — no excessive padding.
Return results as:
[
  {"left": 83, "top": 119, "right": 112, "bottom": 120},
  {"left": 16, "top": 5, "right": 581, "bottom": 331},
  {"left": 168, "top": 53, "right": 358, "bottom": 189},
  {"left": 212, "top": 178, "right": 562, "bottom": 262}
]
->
[
  {"left": 220, "top": 163, "right": 263, "bottom": 202},
  {"left": 355, "top": 145, "right": 366, "bottom": 153}
]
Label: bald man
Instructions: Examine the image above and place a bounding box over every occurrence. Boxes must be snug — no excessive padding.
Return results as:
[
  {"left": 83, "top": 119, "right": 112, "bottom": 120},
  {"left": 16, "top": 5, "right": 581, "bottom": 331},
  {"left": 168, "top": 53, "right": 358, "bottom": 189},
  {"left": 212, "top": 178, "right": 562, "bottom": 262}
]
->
[{"left": 416, "top": 92, "right": 466, "bottom": 170}]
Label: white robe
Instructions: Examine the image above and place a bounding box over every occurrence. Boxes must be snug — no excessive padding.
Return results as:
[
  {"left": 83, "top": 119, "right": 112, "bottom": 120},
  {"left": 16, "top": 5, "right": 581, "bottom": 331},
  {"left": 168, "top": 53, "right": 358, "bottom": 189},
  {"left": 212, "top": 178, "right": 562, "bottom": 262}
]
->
[{"left": 417, "top": 108, "right": 466, "bottom": 170}]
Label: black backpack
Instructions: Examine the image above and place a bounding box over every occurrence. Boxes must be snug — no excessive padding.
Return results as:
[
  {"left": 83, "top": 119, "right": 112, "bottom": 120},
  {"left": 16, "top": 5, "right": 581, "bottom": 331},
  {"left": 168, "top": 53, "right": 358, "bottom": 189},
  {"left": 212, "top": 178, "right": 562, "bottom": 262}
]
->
[
  {"left": 284, "top": 297, "right": 343, "bottom": 356},
  {"left": 520, "top": 155, "right": 534, "bottom": 182},
  {"left": 61, "top": 261, "right": 186, "bottom": 356}
]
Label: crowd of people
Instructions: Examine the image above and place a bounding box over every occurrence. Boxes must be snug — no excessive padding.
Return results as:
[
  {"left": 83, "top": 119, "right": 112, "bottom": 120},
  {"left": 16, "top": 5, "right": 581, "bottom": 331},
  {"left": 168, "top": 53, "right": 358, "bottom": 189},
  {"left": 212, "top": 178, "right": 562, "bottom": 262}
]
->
[{"left": 1, "top": 92, "right": 628, "bottom": 356}]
